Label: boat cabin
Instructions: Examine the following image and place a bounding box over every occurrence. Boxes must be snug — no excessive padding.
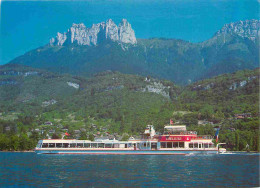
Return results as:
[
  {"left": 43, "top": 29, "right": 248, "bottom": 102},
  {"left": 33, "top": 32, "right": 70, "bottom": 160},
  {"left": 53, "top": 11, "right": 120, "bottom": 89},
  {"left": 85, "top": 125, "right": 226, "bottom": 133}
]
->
[{"left": 36, "top": 125, "right": 216, "bottom": 151}]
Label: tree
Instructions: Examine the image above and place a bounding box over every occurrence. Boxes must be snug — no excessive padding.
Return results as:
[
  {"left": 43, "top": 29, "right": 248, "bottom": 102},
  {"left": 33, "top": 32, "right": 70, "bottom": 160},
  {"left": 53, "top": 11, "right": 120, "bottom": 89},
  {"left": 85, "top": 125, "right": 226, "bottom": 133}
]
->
[
  {"left": 235, "top": 131, "right": 240, "bottom": 151},
  {"left": 215, "top": 111, "right": 224, "bottom": 120},
  {"left": 200, "top": 105, "right": 214, "bottom": 119},
  {"left": 19, "top": 134, "right": 30, "bottom": 151},
  {"left": 90, "top": 88, "right": 95, "bottom": 96},
  {"left": 121, "top": 133, "right": 129, "bottom": 141},
  {"left": 51, "top": 133, "right": 60, "bottom": 139},
  {"left": 88, "top": 134, "right": 94, "bottom": 141},
  {"left": 0, "top": 134, "right": 8, "bottom": 150},
  {"left": 79, "top": 132, "right": 88, "bottom": 140},
  {"left": 182, "top": 113, "right": 198, "bottom": 126}
]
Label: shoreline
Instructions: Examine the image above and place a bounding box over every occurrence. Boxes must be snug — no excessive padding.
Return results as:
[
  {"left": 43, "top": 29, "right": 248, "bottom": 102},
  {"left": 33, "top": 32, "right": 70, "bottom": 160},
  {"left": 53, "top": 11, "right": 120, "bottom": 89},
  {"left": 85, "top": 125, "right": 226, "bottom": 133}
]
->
[
  {"left": 0, "top": 150, "right": 259, "bottom": 153},
  {"left": 229, "top": 151, "right": 259, "bottom": 153},
  {"left": 0, "top": 150, "right": 34, "bottom": 153}
]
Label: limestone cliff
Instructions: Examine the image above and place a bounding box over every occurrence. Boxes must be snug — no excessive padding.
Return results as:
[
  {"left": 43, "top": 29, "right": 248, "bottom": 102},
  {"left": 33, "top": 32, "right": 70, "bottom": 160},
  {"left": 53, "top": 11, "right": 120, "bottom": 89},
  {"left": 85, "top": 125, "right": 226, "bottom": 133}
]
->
[
  {"left": 50, "top": 19, "right": 137, "bottom": 46},
  {"left": 215, "top": 19, "right": 260, "bottom": 42}
]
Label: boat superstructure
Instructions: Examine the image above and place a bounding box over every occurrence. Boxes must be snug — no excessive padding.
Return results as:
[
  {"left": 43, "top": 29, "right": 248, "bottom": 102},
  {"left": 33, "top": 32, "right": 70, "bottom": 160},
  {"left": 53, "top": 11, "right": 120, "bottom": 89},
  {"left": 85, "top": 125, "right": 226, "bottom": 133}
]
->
[{"left": 35, "top": 124, "right": 225, "bottom": 155}]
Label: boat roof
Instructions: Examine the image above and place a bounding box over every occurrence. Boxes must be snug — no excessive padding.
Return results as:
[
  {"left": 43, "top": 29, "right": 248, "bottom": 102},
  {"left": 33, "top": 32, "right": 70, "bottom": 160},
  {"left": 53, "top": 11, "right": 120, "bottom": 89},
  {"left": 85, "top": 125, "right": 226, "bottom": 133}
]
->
[
  {"left": 40, "top": 139, "right": 139, "bottom": 144},
  {"left": 164, "top": 125, "right": 186, "bottom": 130}
]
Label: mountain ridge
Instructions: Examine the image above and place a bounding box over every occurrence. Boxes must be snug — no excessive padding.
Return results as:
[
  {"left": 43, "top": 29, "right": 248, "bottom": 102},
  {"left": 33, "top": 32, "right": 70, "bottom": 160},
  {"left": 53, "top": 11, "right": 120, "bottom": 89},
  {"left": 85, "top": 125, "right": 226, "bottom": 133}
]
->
[
  {"left": 8, "top": 19, "right": 260, "bottom": 85},
  {"left": 50, "top": 19, "right": 137, "bottom": 47},
  {"left": 214, "top": 19, "right": 259, "bottom": 43}
]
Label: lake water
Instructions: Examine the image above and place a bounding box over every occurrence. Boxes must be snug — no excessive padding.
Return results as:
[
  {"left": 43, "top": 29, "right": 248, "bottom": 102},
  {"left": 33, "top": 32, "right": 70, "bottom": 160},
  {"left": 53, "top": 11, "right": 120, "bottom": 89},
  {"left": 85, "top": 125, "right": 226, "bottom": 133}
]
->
[{"left": 0, "top": 152, "right": 259, "bottom": 187}]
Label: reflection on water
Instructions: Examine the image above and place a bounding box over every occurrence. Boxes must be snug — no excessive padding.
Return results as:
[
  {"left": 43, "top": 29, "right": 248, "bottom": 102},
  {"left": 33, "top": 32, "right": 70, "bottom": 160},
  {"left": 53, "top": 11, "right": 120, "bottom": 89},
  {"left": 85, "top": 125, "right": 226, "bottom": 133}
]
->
[{"left": 0, "top": 152, "right": 259, "bottom": 187}]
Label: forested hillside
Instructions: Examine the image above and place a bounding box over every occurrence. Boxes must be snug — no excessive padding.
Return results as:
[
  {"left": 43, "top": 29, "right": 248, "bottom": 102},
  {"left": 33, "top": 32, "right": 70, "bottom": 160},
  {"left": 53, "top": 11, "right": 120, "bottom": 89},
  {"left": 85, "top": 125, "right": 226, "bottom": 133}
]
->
[
  {"left": 175, "top": 68, "right": 259, "bottom": 151},
  {"left": 0, "top": 64, "right": 259, "bottom": 151}
]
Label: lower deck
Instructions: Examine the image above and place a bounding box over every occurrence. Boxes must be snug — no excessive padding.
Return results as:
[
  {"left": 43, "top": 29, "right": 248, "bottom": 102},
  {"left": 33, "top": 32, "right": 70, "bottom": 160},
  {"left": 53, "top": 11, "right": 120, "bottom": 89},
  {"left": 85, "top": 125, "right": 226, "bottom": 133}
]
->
[
  {"left": 35, "top": 139, "right": 218, "bottom": 155},
  {"left": 35, "top": 148, "right": 218, "bottom": 155}
]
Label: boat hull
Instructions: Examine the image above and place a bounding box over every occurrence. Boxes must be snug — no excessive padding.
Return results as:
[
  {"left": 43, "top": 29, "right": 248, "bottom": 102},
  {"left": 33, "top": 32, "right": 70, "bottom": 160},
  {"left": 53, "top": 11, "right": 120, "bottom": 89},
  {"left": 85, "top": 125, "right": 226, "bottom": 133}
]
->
[{"left": 35, "top": 149, "right": 218, "bottom": 155}]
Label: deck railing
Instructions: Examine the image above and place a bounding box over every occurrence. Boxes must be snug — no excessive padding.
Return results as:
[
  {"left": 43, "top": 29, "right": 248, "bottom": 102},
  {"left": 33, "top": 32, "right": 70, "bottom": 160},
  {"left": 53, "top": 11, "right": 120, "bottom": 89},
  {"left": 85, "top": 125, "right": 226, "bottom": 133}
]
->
[
  {"left": 162, "top": 131, "right": 197, "bottom": 135},
  {"left": 192, "top": 135, "right": 212, "bottom": 139}
]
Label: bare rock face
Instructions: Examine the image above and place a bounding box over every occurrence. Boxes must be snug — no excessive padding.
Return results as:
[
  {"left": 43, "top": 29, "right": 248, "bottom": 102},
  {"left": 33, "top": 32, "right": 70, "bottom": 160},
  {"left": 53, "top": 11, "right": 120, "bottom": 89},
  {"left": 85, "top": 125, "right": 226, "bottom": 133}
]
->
[
  {"left": 50, "top": 19, "right": 137, "bottom": 46},
  {"left": 118, "top": 19, "right": 137, "bottom": 44},
  {"left": 69, "top": 23, "right": 89, "bottom": 45},
  {"left": 106, "top": 19, "right": 119, "bottom": 42},
  {"left": 51, "top": 32, "right": 67, "bottom": 46},
  {"left": 215, "top": 19, "right": 260, "bottom": 42}
]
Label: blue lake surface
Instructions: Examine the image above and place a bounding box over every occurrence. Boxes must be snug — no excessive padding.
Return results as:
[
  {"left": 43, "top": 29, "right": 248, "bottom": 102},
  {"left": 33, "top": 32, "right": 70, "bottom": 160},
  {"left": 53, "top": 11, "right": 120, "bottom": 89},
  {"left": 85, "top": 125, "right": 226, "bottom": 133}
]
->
[{"left": 0, "top": 152, "right": 259, "bottom": 187}]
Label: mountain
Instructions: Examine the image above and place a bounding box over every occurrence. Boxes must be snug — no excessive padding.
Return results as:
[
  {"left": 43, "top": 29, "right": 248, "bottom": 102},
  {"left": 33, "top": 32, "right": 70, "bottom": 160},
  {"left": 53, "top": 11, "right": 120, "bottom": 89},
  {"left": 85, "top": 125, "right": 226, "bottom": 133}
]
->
[
  {"left": 215, "top": 20, "right": 259, "bottom": 42},
  {"left": 49, "top": 19, "right": 137, "bottom": 46},
  {"left": 0, "top": 64, "right": 258, "bottom": 151},
  {"left": 1, "top": 63, "right": 258, "bottom": 126},
  {"left": 0, "top": 64, "right": 179, "bottom": 132},
  {"left": 179, "top": 68, "right": 259, "bottom": 115},
  {"left": 0, "top": 64, "right": 80, "bottom": 109},
  {"left": 8, "top": 19, "right": 259, "bottom": 84}
]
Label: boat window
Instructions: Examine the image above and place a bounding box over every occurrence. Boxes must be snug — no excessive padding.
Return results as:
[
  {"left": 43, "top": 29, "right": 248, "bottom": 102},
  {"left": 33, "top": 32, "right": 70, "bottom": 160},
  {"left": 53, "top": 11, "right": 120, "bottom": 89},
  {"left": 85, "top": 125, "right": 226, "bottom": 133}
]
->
[
  {"left": 84, "top": 143, "right": 90, "bottom": 148},
  {"left": 98, "top": 143, "right": 105, "bottom": 148},
  {"left": 179, "top": 142, "right": 184, "bottom": 148},
  {"left": 56, "top": 143, "right": 62, "bottom": 148},
  {"left": 77, "top": 143, "right": 83, "bottom": 148},
  {"left": 63, "top": 143, "right": 69, "bottom": 148},
  {"left": 91, "top": 143, "right": 97, "bottom": 148},
  {"left": 42, "top": 143, "right": 48, "bottom": 148},
  {"left": 114, "top": 144, "right": 119, "bottom": 148},
  {"left": 36, "top": 143, "right": 41, "bottom": 148},
  {"left": 194, "top": 143, "right": 198, "bottom": 148},
  {"left": 173, "top": 142, "right": 178, "bottom": 148},
  {"left": 204, "top": 143, "right": 209, "bottom": 148},
  {"left": 143, "top": 143, "right": 146, "bottom": 147},
  {"left": 209, "top": 143, "right": 213, "bottom": 148},
  {"left": 161, "top": 142, "right": 166, "bottom": 148},
  {"left": 189, "top": 143, "right": 193, "bottom": 148},
  {"left": 49, "top": 143, "right": 55, "bottom": 148},
  {"left": 105, "top": 144, "right": 112, "bottom": 148},
  {"left": 167, "top": 142, "right": 172, "bottom": 148},
  {"left": 70, "top": 143, "right": 76, "bottom": 148}
]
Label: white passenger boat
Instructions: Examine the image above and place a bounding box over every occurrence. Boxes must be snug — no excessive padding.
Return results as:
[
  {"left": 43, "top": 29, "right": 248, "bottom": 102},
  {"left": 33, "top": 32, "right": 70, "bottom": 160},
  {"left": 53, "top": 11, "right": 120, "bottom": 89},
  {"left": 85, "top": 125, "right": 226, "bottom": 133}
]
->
[{"left": 35, "top": 125, "right": 226, "bottom": 155}]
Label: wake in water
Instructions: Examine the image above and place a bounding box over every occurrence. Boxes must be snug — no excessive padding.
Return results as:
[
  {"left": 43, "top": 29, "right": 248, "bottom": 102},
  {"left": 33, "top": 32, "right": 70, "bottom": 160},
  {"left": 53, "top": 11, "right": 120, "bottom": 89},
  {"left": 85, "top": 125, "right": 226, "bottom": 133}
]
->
[
  {"left": 185, "top": 152, "right": 260, "bottom": 157},
  {"left": 219, "top": 152, "right": 234, "bottom": 155}
]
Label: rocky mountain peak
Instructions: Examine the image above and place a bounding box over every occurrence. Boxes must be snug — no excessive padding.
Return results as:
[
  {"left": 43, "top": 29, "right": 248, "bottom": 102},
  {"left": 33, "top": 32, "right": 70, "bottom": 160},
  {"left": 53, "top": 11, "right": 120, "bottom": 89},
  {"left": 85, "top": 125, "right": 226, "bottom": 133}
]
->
[
  {"left": 105, "top": 19, "right": 119, "bottom": 41},
  {"left": 49, "top": 19, "right": 137, "bottom": 47},
  {"left": 215, "top": 19, "right": 260, "bottom": 42},
  {"left": 118, "top": 19, "right": 137, "bottom": 44}
]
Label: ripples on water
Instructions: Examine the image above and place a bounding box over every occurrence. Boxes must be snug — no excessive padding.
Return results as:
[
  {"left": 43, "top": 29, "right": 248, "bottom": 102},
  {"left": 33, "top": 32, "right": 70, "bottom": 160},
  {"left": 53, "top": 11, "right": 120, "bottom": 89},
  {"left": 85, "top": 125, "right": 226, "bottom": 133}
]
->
[{"left": 0, "top": 152, "right": 259, "bottom": 187}]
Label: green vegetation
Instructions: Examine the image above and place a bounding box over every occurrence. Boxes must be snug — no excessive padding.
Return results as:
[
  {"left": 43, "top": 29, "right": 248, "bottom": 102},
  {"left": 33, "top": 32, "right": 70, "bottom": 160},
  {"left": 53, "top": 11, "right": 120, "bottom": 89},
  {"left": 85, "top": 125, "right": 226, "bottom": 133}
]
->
[
  {"left": 174, "top": 69, "right": 260, "bottom": 151},
  {"left": 0, "top": 64, "right": 259, "bottom": 151}
]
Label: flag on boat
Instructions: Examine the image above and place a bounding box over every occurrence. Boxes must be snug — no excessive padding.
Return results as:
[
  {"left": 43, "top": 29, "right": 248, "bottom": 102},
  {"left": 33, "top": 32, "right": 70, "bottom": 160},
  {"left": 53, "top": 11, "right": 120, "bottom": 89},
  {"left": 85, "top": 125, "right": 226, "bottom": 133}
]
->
[
  {"left": 170, "top": 119, "right": 174, "bottom": 125},
  {"left": 215, "top": 128, "right": 219, "bottom": 142},
  {"left": 65, "top": 132, "right": 70, "bottom": 136}
]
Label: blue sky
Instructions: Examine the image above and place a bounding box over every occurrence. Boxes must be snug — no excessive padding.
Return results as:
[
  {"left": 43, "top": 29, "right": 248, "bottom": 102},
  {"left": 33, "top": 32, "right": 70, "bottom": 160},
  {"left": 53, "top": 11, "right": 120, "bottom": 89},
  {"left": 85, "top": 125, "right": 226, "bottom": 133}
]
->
[{"left": 0, "top": 0, "right": 259, "bottom": 65}]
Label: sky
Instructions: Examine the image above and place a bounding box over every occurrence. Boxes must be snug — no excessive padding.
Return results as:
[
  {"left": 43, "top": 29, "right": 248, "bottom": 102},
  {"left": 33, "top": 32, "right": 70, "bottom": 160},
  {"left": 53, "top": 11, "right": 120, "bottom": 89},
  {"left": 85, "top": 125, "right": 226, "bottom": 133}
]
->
[{"left": 0, "top": 0, "right": 259, "bottom": 65}]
